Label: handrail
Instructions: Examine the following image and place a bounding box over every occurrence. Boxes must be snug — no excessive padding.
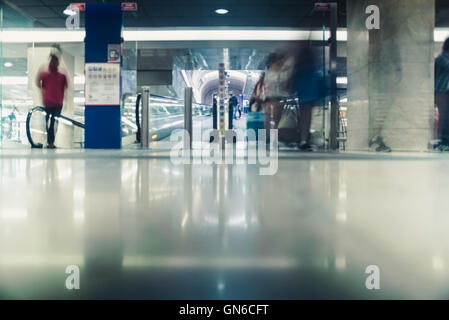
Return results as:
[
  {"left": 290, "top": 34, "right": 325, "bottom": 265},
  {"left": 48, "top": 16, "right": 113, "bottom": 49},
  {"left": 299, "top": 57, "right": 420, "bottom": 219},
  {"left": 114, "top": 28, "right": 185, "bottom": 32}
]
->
[
  {"left": 58, "top": 114, "right": 85, "bottom": 129},
  {"left": 135, "top": 93, "right": 142, "bottom": 143},
  {"left": 26, "top": 106, "right": 84, "bottom": 148}
]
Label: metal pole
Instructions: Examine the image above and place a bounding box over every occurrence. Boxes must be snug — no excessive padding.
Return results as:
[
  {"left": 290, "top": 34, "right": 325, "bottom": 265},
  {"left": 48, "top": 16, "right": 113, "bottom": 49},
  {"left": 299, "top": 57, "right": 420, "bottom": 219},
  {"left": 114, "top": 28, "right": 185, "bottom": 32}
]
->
[
  {"left": 213, "top": 94, "right": 218, "bottom": 130},
  {"left": 184, "top": 87, "right": 193, "bottom": 150},
  {"left": 329, "top": 2, "right": 339, "bottom": 150},
  {"left": 141, "top": 86, "right": 150, "bottom": 149},
  {"left": 218, "top": 63, "right": 226, "bottom": 148},
  {"left": 218, "top": 63, "right": 226, "bottom": 138},
  {"left": 322, "top": 23, "right": 326, "bottom": 149}
]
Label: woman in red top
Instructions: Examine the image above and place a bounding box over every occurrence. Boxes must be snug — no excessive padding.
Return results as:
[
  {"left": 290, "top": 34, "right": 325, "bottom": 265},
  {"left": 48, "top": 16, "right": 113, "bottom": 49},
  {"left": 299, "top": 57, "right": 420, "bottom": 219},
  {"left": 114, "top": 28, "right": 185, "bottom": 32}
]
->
[{"left": 36, "top": 53, "right": 68, "bottom": 148}]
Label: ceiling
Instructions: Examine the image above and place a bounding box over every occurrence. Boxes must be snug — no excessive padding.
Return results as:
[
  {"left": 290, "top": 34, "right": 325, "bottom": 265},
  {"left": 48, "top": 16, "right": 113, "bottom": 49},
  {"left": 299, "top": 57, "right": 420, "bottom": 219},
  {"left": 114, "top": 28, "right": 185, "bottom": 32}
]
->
[
  {"left": 3, "top": 0, "right": 448, "bottom": 105},
  {"left": 3, "top": 0, "right": 347, "bottom": 28},
  {"left": 4, "top": 0, "right": 449, "bottom": 29}
]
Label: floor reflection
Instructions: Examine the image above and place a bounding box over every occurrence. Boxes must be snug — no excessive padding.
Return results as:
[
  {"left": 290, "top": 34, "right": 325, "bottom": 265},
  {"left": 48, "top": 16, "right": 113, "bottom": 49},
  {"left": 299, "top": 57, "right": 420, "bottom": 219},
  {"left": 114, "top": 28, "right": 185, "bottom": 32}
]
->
[{"left": 0, "top": 153, "right": 449, "bottom": 298}]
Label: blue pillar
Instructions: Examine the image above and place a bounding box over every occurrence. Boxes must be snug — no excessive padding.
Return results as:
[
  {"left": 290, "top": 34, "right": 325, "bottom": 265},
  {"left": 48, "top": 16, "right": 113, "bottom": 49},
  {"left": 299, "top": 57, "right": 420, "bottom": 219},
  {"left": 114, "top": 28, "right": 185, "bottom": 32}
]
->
[{"left": 84, "top": 3, "right": 122, "bottom": 149}]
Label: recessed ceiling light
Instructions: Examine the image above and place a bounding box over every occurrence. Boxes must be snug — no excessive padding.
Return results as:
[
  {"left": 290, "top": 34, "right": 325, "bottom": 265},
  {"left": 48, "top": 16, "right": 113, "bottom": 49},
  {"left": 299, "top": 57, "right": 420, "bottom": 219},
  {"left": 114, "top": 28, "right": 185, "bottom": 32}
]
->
[
  {"left": 4, "top": 62, "right": 13, "bottom": 68},
  {"left": 215, "top": 8, "right": 229, "bottom": 15},
  {"left": 63, "top": 8, "right": 77, "bottom": 16}
]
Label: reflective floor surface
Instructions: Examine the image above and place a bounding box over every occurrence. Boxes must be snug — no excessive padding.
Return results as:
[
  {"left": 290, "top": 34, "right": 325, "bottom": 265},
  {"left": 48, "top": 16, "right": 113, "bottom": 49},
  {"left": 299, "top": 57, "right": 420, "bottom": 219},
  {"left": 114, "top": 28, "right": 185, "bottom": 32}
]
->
[{"left": 1, "top": 150, "right": 449, "bottom": 299}]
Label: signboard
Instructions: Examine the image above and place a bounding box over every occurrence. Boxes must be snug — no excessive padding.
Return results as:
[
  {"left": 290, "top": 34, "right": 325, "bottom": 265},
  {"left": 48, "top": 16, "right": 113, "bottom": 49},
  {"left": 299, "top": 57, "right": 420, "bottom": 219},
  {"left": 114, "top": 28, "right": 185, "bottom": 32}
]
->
[
  {"left": 85, "top": 63, "right": 120, "bottom": 106},
  {"left": 69, "top": 3, "right": 137, "bottom": 12},
  {"left": 314, "top": 3, "right": 331, "bottom": 11},
  {"left": 70, "top": 3, "right": 86, "bottom": 11},
  {"left": 121, "top": 2, "right": 138, "bottom": 11}
]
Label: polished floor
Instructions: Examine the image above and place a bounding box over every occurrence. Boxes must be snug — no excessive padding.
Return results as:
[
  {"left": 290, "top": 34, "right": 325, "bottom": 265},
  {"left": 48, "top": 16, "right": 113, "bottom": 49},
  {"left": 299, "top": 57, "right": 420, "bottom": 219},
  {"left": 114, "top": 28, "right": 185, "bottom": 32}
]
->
[{"left": 1, "top": 149, "right": 449, "bottom": 299}]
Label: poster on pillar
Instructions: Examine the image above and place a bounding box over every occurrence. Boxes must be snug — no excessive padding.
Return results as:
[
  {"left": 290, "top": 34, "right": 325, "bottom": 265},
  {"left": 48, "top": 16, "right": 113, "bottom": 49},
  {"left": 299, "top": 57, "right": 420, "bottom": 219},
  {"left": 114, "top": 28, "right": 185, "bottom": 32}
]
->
[
  {"left": 107, "top": 44, "right": 121, "bottom": 63},
  {"left": 84, "top": 63, "right": 120, "bottom": 106}
]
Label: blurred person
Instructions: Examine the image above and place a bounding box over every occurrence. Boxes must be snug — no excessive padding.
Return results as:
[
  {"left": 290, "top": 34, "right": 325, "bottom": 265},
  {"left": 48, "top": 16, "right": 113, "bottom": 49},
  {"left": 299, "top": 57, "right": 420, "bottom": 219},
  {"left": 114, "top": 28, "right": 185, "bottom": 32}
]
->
[
  {"left": 433, "top": 106, "right": 439, "bottom": 143},
  {"left": 36, "top": 52, "right": 68, "bottom": 149},
  {"left": 249, "top": 72, "right": 265, "bottom": 112},
  {"left": 435, "top": 37, "right": 449, "bottom": 151},
  {"left": 236, "top": 104, "right": 242, "bottom": 119},
  {"left": 247, "top": 73, "right": 266, "bottom": 142},
  {"left": 229, "top": 93, "right": 238, "bottom": 129},
  {"left": 288, "top": 42, "right": 326, "bottom": 151},
  {"left": 243, "top": 100, "right": 249, "bottom": 114},
  {"left": 263, "top": 52, "right": 294, "bottom": 130}
]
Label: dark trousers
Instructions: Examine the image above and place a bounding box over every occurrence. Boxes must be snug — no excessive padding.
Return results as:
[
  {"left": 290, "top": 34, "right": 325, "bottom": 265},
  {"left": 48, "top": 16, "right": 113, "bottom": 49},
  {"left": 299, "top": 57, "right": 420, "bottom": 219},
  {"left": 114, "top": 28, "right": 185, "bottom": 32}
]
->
[
  {"left": 45, "top": 106, "right": 62, "bottom": 145},
  {"left": 299, "top": 105, "right": 312, "bottom": 142},
  {"left": 435, "top": 93, "right": 449, "bottom": 145},
  {"left": 228, "top": 104, "right": 234, "bottom": 129},
  {"left": 263, "top": 99, "right": 283, "bottom": 130}
]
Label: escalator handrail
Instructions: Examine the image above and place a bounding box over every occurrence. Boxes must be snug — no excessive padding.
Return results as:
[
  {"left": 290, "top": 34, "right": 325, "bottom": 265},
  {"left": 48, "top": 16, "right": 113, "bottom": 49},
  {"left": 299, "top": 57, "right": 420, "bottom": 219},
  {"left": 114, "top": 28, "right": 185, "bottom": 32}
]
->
[
  {"left": 133, "top": 93, "right": 213, "bottom": 143},
  {"left": 26, "top": 106, "right": 85, "bottom": 148},
  {"left": 58, "top": 114, "right": 85, "bottom": 129},
  {"left": 135, "top": 93, "right": 142, "bottom": 143}
]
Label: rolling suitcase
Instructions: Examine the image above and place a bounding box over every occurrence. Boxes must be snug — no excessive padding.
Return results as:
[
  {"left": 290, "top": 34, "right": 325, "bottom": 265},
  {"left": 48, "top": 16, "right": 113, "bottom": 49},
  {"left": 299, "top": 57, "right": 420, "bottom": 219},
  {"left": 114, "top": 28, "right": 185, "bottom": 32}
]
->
[{"left": 246, "top": 112, "right": 265, "bottom": 141}]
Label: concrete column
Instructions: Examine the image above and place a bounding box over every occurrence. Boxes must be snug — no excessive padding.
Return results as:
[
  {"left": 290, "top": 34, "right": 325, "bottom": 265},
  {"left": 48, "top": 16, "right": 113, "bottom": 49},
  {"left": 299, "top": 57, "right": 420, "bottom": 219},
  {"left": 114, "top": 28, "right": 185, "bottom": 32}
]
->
[
  {"left": 346, "top": 0, "right": 370, "bottom": 150},
  {"left": 347, "top": 0, "right": 434, "bottom": 151}
]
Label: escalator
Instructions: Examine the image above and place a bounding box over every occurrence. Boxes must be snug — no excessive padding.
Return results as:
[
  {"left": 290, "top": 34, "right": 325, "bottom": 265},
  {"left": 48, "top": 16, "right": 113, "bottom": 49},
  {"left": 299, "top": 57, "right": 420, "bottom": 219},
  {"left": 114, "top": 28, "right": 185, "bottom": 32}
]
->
[
  {"left": 134, "top": 93, "right": 211, "bottom": 143},
  {"left": 26, "top": 106, "right": 84, "bottom": 148},
  {"left": 134, "top": 93, "right": 184, "bottom": 142},
  {"left": 26, "top": 94, "right": 211, "bottom": 148}
]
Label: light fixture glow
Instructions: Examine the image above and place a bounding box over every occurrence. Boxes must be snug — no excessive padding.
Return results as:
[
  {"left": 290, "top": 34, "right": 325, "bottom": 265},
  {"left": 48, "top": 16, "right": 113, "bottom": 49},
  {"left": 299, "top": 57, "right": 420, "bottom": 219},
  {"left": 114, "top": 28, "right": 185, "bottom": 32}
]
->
[
  {"left": 337, "top": 77, "right": 348, "bottom": 84},
  {"left": 2, "top": 28, "right": 449, "bottom": 44},
  {"left": 1, "top": 29, "right": 344, "bottom": 43},
  {"left": 0, "top": 76, "right": 28, "bottom": 85},
  {"left": 215, "top": 8, "right": 229, "bottom": 15},
  {"left": 4, "top": 62, "right": 13, "bottom": 68}
]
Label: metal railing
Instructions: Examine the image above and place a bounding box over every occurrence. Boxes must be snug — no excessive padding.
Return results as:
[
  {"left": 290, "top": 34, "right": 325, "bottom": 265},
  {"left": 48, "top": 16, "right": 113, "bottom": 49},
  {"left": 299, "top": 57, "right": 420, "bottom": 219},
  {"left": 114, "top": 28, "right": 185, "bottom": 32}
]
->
[{"left": 26, "top": 106, "right": 84, "bottom": 148}]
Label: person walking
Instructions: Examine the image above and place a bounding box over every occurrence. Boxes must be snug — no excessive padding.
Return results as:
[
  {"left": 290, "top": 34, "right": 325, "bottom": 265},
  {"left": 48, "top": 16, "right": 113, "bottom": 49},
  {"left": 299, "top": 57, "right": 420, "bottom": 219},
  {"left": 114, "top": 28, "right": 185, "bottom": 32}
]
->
[
  {"left": 36, "top": 52, "right": 68, "bottom": 149},
  {"left": 435, "top": 38, "right": 449, "bottom": 151}
]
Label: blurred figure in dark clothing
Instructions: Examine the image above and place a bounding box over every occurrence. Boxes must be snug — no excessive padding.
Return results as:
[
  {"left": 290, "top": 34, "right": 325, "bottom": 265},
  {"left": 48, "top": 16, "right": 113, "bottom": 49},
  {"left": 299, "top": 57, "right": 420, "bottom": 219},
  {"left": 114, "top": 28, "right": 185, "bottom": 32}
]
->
[
  {"left": 288, "top": 42, "right": 327, "bottom": 151},
  {"left": 435, "top": 38, "right": 449, "bottom": 151},
  {"left": 229, "top": 93, "right": 238, "bottom": 129},
  {"left": 249, "top": 72, "right": 265, "bottom": 112}
]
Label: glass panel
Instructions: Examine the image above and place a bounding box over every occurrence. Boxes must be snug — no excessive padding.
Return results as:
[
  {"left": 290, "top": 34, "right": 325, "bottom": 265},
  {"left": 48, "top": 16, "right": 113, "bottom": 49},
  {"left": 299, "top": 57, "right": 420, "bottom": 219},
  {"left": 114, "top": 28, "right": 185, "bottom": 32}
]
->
[
  {"left": 0, "top": 7, "right": 332, "bottom": 152},
  {"left": 0, "top": 3, "right": 85, "bottom": 149},
  {"left": 121, "top": 40, "right": 138, "bottom": 146},
  {"left": 0, "top": 1, "right": 34, "bottom": 148}
]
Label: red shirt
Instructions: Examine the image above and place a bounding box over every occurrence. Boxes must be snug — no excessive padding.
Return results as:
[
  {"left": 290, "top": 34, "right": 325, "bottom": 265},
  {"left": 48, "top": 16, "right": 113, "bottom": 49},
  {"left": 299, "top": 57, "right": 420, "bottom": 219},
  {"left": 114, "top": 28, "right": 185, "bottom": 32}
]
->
[{"left": 37, "top": 69, "right": 68, "bottom": 108}]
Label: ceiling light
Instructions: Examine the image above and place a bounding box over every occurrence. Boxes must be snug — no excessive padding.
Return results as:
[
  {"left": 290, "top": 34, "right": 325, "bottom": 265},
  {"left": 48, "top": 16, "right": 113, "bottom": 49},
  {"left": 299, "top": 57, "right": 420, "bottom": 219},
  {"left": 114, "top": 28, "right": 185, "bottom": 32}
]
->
[
  {"left": 215, "top": 8, "right": 229, "bottom": 15},
  {"left": 4, "top": 62, "right": 13, "bottom": 68},
  {"left": 63, "top": 8, "right": 77, "bottom": 16}
]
